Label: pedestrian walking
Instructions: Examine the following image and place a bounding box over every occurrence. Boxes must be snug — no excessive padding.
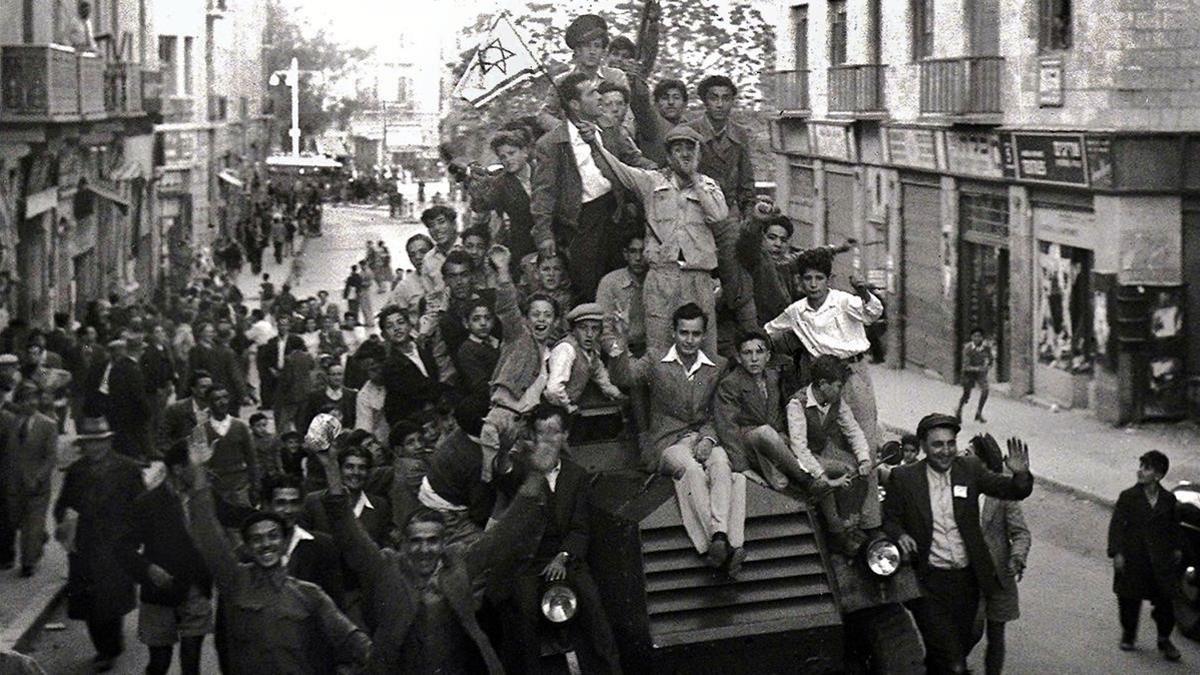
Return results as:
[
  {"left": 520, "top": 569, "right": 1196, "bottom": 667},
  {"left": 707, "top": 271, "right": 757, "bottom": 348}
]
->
[
  {"left": 1108, "top": 450, "right": 1184, "bottom": 661},
  {"left": 957, "top": 328, "right": 993, "bottom": 422},
  {"left": 0, "top": 382, "right": 59, "bottom": 576},
  {"left": 54, "top": 417, "right": 144, "bottom": 672}
]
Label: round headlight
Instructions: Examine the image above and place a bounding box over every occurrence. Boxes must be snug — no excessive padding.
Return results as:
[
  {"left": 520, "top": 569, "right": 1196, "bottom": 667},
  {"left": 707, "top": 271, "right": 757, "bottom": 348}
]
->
[
  {"left": 865, "top": 539, "right": 901, "bottom": 577},
  {"left": 540, "top": 584, "right": 578, "bottom": 623}
]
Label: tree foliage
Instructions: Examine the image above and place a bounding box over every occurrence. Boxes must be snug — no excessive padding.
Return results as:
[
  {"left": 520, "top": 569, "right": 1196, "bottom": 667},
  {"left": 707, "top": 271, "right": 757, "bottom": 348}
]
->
[
  {"left": 442, "top": 0, "right": 775, "bottom": 168},
  {"left": 263, "top": 0, "right": 372, "bottom": 151}
]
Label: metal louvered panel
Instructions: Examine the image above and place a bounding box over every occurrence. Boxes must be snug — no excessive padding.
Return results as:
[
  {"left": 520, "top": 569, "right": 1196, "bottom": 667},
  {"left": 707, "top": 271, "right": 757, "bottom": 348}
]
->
[{"left": 640, "top": 498, "right": 838, "bottom": 645}]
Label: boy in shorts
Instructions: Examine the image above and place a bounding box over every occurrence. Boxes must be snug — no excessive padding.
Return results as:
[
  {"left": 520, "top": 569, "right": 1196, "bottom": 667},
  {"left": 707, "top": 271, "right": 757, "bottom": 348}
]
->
[{"left": 957, "top": 328, "right": 993, "bottom": 422}]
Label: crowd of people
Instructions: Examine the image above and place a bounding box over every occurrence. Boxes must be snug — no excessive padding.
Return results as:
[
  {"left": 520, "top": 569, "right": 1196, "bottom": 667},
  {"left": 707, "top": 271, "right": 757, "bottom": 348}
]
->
[{"left": 0, "top": 6, "right": 1192, "bottom": 675}]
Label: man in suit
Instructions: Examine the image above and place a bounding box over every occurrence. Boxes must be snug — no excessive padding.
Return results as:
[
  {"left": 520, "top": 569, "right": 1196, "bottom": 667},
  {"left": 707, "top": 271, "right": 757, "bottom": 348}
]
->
[
  {"left": 261, "top": 473, "right": 344, "bottom": 607},
  {"left": 530, "top": 71, "right": 657, "bottom": 303},
  {"left": 468, "top": 129, "right": 537, "bottom": 274},
  {"left": 1, "top": 382, "right": 59, "bottom": 576},
  {"left": 714, "top": 331, "right": 821, "bottom": 498},
  {"left": 302, "top": 445, "right": 390, "bottom": 546},
  {"left": 496, "top": 404, "right": 621, "bottom": 674},
  {"left": 610, "top": 302, "right": 746, "bottom": 573},
  {"left": 883, "top": 413, "right": 1033, "bottom": 674},
  {"left": 141, "top": 324, "right": 177, "bottom": 443},
  {"left": 185, "top": 323, "right": 242, "bottom": 415},
  {"left": 256, "top": 314, "right": 306, "bottom": 411},
  {"left": 91, "top": 337, "right": 150, "bottom": 459},
  {"left": 1107, "top": 450, "right": 1184, "bottom": 661},
  {"left": 378, "top": 305, "right": 441, "bottom": 427},
  {"left": 114, "top": 440, "right": 213, "bottom": 675},
  {"left": 160, "top": 370, "right": 211, "bottom": 449}
]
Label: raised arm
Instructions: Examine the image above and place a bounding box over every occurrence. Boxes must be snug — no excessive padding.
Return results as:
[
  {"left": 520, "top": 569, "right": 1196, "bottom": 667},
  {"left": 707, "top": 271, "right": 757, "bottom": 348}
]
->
[
  {"left": 974, "top": 439, "right": 1033, "bottom": 501},
  {"left": 317, "top": 453, "right": 388, "bottom": 588},
  {"left": 843, "top": 281, "right": 884, "bottom": 324},
  {"left": 589, "top": 129, "right": 658, "bottom": 198},
  {"left": 185, "top": 454, "right": 242, "bottom": 590},
  {"left": 465, "top": 473, "right": 548, "bottom": 585}
]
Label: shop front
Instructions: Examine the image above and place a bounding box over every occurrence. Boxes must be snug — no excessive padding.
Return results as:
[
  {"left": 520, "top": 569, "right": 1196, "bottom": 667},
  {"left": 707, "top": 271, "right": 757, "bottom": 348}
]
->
[
  {"left": 958, "top": 185, "right": 1011, "bottom": 383},
  {"left": 1032, "top": 198, "right": 1096, "bottom": 409}
]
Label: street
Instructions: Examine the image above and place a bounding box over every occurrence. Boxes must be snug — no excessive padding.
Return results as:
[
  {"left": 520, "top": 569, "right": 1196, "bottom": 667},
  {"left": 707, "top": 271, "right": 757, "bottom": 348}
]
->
[{"left": 16, "top": 204, "right": 1200, "bottom": 673}]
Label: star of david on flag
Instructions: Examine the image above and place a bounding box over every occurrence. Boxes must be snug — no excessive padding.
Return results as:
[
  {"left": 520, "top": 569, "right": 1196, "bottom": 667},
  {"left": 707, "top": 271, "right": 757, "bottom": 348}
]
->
[{"left": 453, "top": 13, "right": 541, "bottom": 107}]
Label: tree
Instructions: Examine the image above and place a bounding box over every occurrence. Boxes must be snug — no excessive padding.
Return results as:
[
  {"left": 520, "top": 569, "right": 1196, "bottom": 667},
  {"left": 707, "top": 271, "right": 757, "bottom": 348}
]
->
[
  {"left": 263, "top": 0, "right": 373, "bottom": 152},
  {"left": 442, "top": 0, "right": 775, "bottom": 168}
]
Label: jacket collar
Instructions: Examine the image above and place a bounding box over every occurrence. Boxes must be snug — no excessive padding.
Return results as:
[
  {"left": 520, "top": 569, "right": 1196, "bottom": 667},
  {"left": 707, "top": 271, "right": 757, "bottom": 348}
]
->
[{"left": 690, "top": 114, "right": 745, "bottom": 146}]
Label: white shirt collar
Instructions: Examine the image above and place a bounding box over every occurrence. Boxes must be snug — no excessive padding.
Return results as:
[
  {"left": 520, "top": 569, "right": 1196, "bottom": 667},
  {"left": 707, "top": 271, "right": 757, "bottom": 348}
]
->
[
  {"left": 209, "top": 415, "right": 232, "bottom": 437},
  {"left": 284, "top": 525, "right": 315, "bottom": 565},
  {"left": 661, "top": 344, "right": 716, "bottom": 378},
  {"left": 353, "top": 491, "right": 374, "bottom": 518},
  {"left": 803, "top": 383, "right": 832, "bottom": 415},
  {"left": 546, "top": 461, "right": 562, "bottom": 492}
]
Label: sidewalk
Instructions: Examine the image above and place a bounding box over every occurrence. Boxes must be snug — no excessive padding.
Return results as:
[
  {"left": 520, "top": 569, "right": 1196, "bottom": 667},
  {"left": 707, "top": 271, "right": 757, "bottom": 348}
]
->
[{"left": 871, "top": 364, "right": 1200, "bottom": 507}]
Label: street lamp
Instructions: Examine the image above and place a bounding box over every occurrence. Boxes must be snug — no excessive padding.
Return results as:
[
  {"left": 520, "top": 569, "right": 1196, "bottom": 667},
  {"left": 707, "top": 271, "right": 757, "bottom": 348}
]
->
[{"left": 268, "top": 57, "right": 324, "bottom": 157}]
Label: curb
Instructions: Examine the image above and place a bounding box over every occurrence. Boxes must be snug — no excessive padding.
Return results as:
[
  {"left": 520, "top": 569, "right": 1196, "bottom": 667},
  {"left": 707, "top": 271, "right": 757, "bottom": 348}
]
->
[
  {"left": 878, "top": 420, "right": 1116, "bottom": 511},
  {"left": 2, "top": 581, "right": 67, "bottom": 654}
]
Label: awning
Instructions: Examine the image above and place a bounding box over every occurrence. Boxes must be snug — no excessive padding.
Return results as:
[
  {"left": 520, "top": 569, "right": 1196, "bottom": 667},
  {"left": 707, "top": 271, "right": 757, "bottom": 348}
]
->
[
  {"left": 217, "top": 169, "right": 244, "bottom": 188},
  {"left": 110, "top": 158, "right": 144, "bottom": 182}
]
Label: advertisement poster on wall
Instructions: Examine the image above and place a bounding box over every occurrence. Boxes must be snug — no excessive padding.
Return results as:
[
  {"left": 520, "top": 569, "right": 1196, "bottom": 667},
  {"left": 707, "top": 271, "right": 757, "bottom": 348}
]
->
[{"left": 1037, "top": 242, "right": 1094, "bottom": 374}]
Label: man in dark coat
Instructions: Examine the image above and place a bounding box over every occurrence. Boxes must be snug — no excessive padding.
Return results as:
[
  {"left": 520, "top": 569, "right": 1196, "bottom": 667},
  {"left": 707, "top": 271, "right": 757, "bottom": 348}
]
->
[
  {"left": 1107, "top": 450, "right": 1184, "bottom": 661},
  {"left": 256, "top": 314, "right": 306, "bottom": 410},
  {"left": 160, "top": 371, "right": 211, "bottom": 448},
  {"left": 54, "top": 417, "right": 144, "bottom": 671},
  {"left": 261, "top": 473, "right": 345, "bottom": 606},
  {"left": 883, "top": 413, "right": 1033, "bottom": 674},
  {"left": 114, "top": 441, "right": 213, "bottom": 675},
  {"left": 378, "top": 306, "right": 441, "bottom": 427},
  {"left": 495, "top": 404, "right": 622, "bottom": 674},
  {"left": 89, "top": 337, "right": 151, "bottom": 459},
  {"left": 468, "top": 129, "right": 537, "bottom": 275},
  {"left": 1, "top": 382, "right": 59, "bottom": 576}
]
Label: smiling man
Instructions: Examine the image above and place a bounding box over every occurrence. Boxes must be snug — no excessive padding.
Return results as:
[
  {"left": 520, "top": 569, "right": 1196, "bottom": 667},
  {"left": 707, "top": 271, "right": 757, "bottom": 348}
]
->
[
  {"left": 883, "top": 414, "right": 1033, "bottom": 674},
  {"left": 184, "top": 437, "right": 370, "bottom": 674},
  {"left": 610, "top": 303, "right": 747, "bottom": 575}
]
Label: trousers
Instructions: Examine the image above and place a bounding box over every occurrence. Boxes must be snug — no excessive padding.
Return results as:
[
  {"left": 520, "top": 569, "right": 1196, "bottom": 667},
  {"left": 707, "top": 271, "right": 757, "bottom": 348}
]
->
[
  {"left": 506, "top": 565, "right": 622, "bottom": 674},
  {"left": 565, "top": 193, "right": 619, "bottom": 304},
  {"left": 658, "top": 433, "right": 745, "bottom": 553},
  {"left": 643, "top": 265, "right": 718, "bottom": 358},
  {"left": 909, "top": 566, "right": 980, "bottom": 674},
  {"left": 4, "top": 490, "right": 50, "bottom": 567},
  {"left": 1118, "top": 594, "right": 1176, "bottom": 640}
]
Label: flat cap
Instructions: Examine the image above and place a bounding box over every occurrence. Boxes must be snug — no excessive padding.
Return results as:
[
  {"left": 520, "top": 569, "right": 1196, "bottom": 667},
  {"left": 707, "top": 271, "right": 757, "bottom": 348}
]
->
[
  {"left": 664, "top": 125, "right": 704, "bottom": 147},
  {"left": 916, "top": 413, "right": 961, "bottom": 441},
  {"left": 0, "top": 353, "right": 18, "bottom": 365},
  {"left": 565, "top": 14, "right": 608, "bottom": 49},
  {"left": 565, "top": 302, "right": 604, "bottom": 324}
]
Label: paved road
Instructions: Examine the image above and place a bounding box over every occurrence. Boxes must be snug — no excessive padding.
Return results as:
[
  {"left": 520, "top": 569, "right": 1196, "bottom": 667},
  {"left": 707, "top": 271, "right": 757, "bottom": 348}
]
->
[{"left": 18, "top": 205, "right": 1200, "bottom": 672}]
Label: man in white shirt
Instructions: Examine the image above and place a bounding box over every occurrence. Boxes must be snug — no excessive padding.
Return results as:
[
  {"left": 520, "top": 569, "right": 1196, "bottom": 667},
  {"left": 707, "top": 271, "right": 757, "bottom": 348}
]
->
[
  {"left": 417, "top": 206, "right": 462, "bottom": 319},
  {"left": 765, "top": 248, "right": 885, "bottom": 453}
]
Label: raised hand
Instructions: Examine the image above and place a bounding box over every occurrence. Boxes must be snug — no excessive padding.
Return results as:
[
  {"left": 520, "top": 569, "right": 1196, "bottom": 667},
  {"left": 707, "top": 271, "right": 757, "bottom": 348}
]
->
[
  {"left": 487, "top": 244, "right": 511, "bottom": 272},
  {"left": 187, "top": 426, "right": 214, "bottom": 467},
  {"left": 1005, "top": 437, "right": 1030, "bottom": 474}
]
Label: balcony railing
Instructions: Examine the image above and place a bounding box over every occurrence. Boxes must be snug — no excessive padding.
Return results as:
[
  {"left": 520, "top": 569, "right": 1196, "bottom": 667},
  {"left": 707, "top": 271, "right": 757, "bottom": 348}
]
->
[
  {"left": 769, "top": 69, "right": 810, "bottom": 114},
  {"left": 919, "top": 56, "right": 1004, "bottom": 116},
  {"left": 1, "top": 44, "right": 79, "bottom": 119},
  {"left": 104, "top": 61, "right": 143, "bottom": 115},
  {"left": 828, "top": 64, "right": 885, "bottom": 113}
]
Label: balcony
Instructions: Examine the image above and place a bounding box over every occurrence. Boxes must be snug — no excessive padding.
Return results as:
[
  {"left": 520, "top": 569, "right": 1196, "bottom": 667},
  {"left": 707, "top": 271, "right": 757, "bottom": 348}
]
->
[
  {"left": 919, "top": 56, "right": 1004, "bottom": 119},
  {"left": 0, "top": 44, "right": 110, "bottom": 121},
  {"left": 827, "top": 64, "right": 886, "bottom": 115},
  {"left": 141, "top": 67, "right": 162, "bottom": 114},
  {"left": 104, "top": 61, "right": 144, "bottom": 115},
  {"left": 769, "top": 69, "right": 810, "bottom": 116}
]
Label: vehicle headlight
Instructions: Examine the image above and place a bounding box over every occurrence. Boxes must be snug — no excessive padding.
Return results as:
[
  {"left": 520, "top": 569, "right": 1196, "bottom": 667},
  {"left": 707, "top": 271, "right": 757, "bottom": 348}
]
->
[
  {"left": 540, "top": 584, "right": 578, "bottom": 623},
  {"left": 865, "top": 539, "right": 902, "bottom": 577}
]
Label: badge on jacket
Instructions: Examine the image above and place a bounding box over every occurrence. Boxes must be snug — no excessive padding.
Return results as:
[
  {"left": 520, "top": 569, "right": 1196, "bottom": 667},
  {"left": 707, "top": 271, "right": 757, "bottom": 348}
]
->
[{"left": 953, "top": 485, "right": 968, "bottom": 499}]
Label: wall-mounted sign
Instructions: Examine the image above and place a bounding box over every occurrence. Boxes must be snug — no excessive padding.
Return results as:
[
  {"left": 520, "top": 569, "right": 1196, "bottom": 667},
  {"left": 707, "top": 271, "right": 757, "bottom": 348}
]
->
[
  {"left": 809, "top": 122, "right": 853, "bottom": 162},
  {"left": 1012, "top": 133, "right": 1088, "bottom": 186},
  {"left": 1038, "top": 59, "right": 1064, "bottom": 107},
  {"left": 1033, "top": 206, "right": 1096, "bottom": 249},
  {"left": 945, "top": 131, "right": 1003, "bottom": 178},
  {"left": 884, "top": 126, "right": 941, "bottom": 171}
]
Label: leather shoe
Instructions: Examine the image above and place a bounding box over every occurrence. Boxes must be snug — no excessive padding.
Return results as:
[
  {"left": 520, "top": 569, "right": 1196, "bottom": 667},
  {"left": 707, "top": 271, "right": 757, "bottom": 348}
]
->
[
  {"left": 1158, "top": 638, "right": 1181, "bottom": 661},
  {"left": 705, "top": 537, "right": 730, "bottom": 569},
  {"left": 725, "top": 547, "right": 746, "bottom": 579}
]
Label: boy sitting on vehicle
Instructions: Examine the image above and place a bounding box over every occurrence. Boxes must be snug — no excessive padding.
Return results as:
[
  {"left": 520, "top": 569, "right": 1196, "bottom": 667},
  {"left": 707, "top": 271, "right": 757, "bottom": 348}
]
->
[
  {"left": 786, "top": 355, "right": 879, "bottom": 555},
  {"left": 544, "top": 303, "right": 624, "bottom": 414}
]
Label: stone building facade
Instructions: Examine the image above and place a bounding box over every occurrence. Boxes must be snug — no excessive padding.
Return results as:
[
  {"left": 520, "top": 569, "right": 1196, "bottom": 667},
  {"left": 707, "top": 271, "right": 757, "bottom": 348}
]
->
[{"left": 771, "top": 0, "right": 1200, "bottom": 423}]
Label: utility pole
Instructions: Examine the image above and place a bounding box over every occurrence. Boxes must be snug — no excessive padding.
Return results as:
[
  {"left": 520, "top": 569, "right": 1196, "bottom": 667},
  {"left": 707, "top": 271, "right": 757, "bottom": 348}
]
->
[{"left": 269, "top": 57, "right": 304, "bottom": 156}]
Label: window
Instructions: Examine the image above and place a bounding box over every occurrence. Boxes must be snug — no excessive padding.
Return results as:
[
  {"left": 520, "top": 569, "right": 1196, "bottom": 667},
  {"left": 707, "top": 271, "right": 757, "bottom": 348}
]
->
[
  {"left": 158, "top": 36, "right": 177, "bottom": 95},
  {"left": 912, "top": 0, "right": 934, "bottom": 60},
  {"left": 183, "top": 37, "right": 194, "bottom": 95},
  {"left": 829, "top": 1, "right": 847, "bottom": 66},
  {"left": 1039, "top": 0, "right": 1072, "bottom": 50},
  {"left": 791, "top": 5, "right": 808, "bottom": 70}
]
